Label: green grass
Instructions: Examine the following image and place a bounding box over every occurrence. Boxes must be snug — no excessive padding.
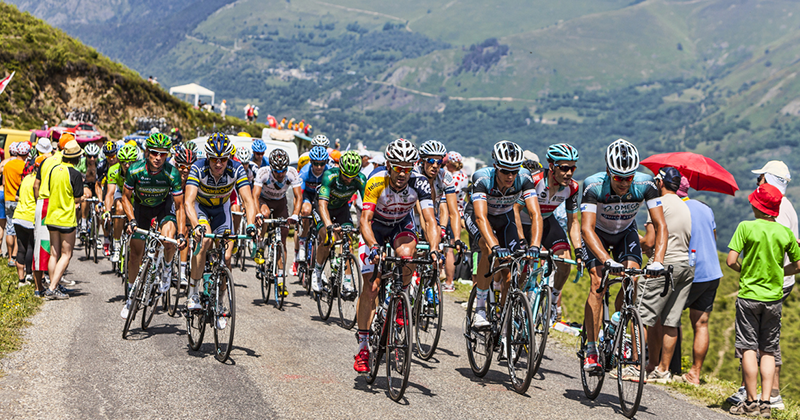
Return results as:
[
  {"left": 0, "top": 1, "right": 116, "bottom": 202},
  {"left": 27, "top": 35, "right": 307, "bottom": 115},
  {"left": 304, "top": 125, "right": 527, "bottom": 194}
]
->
[{"left": 0, "top": 258, "right": 42, "bottom": 371}]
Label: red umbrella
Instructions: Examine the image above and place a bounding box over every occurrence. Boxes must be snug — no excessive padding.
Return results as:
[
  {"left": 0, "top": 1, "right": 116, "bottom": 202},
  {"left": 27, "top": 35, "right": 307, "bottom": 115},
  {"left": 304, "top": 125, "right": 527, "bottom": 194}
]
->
[{"left": 641, "top": 152, "right": 739, "bottom": 196}]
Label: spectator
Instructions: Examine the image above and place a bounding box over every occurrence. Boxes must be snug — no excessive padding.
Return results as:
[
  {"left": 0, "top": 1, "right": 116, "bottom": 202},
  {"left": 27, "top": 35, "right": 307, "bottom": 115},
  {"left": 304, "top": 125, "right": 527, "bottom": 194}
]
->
[
  {"left": 220, "top": 99, "right": 228, "bottom": 118},
  {"left": 33, "top": 132, "right": 68, "bottom": 294},
  {"left": 35, "top": 137, "right": 53, "bottom": 165},
  {"left": 14, "top": 161, "right": 38, "bottom": 292},
  {"left": 640, "top": 166, "right": 694, "bottom": 383},
  {"left": 677, "top": 176, "right": 723, "bottom": 385},
  {"left": 4, "top": 142, "right": 28, "bottom": 269},
  {"left": 726, "top": 183, "right": 800, "bottom": 418},
  {"left": 358, "top": 149, "right": 373, "bottom": 175},
  {"left": 43, "top": 140, "right": 84, "bottom": 300},
  {"left": 0, "top": 146, "right": 8, "bottom": 259}
]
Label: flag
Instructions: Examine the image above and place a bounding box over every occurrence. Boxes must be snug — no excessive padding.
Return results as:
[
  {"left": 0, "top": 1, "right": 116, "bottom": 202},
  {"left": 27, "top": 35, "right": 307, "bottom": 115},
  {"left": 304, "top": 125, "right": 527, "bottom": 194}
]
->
[{"left": 0, "top": 71, "right": 15, "bottom": 95}]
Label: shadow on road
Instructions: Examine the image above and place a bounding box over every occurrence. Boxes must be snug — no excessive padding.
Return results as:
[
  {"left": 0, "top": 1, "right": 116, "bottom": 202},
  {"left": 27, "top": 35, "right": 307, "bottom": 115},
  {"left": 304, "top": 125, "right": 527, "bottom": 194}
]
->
[
  {"left": 562, "top": 388, "right": 652, "bottom": 417},
  {"left": 124, "top": 322, "right": 184, "bottom": 341},
  {"left": 454, "top": 367, "right": 514, "bottom": 391}
]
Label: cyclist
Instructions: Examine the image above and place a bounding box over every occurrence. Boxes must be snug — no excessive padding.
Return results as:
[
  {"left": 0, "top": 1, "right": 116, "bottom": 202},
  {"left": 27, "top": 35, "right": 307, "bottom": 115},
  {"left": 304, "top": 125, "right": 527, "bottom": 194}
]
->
[
  {"left": 580, "top": 138, "right": 667, "bottom": 372},
  {"left": 464, "top": 141, "right": 544, "bottom": 329},
  {"left": 251, "top": 139, "right": 268, "bottom": 168},
  {"left": 312, "top": 150, "right": 366, "bottom": 294},
  {"left": 236, "top": 146, "right": 258, "bottom": 183},
  {"left": 415, "top": 140, "right": 465, "bottom": 294},
  {"left": 295, "top": 146, "right": 331, "bottom": 269},
  {"left": 252, "top": 149, "right": 302, "bottom": 294},
  {"left": 513, "top": 143, "right": 582, "bottom": 323},
  {"left": 297, "top": 135, "right": 329, "bottom": 173},
  {"left": 120, "top": 133, "right": 186, "bottom": 319},
  {"left": 79, "top": 143, "right": 102, "bottom": 237},
  {"left": 173, "top": 146, "right": 196, "bottom": 284},
  {"left": 103, "top": 144, "right": 138, "bottom": 263},
  {"left": 185, "top": 133, "right": 257, "bottom": 311},
  {"left": 354, "top": 138, "right": 441, "bottom": 374}
]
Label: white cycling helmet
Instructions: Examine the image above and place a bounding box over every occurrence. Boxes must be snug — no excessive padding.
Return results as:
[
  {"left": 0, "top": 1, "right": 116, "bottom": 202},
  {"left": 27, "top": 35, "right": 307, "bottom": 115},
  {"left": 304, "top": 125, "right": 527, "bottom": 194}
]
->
[
  {"left": 149, "top": 127, "right": 160, "bottom": 134},
  {"left": 236, "top": 145, "right": 253, "bottom": 163},
  {"left": 492, "top": 141, "right": 524, "bottom": 169},
  {"left": 385, "top": 138, "right": 419, "bottom": 164},
  {"left": 605, "top": 138, "right": 639, "bottom": 176},
  {"left": 311, "top": 134, "right": 330, "bottom": 147},
  {"left": 419, "top": 140, "right": 447, "bottom": 157}
]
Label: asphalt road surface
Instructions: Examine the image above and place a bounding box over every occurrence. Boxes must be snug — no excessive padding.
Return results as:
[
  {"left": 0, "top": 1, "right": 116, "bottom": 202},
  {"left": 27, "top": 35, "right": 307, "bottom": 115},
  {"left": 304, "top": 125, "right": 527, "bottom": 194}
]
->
[{"left": 1, "top": 242, "right": 733, "bottom": 419}]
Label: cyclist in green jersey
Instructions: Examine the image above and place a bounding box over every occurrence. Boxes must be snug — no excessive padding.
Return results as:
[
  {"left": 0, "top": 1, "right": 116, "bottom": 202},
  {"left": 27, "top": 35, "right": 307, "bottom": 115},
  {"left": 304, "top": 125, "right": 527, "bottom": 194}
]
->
[
  {"left": 120, "top": 134, "right": 186, "bottom": 319},
  {"left": 312, "top": 151, "right": 366, "bottom": 293},
  {"left": 103, "top": 144, "right": 138, "bottom": 263}
]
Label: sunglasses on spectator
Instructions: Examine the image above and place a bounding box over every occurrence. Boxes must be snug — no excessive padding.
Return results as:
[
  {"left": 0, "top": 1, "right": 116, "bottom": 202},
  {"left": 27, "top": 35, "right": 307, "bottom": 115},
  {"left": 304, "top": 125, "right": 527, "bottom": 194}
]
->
[
  {"left": 391, "top": 165, "right": 414, "bottom": 174},
  {"left": 424, "top": 158, "right": 443, "bottom": 165},
  {"left": 497, "top": 167, "right": 519, "bottom": 175},
  {"left": 612, "top": 174, "right": 634, "bottom": 182},
  {"left": 555, "top": 164, "right": 576, "bottom": 172},
  {"left": 273, "top": 167, "right": 287, "bottom": 174},
  {"left": 312, "top": 161, "right": 326, "bottom": 167},
  {"left": 149, "top": 150, "right": 168, "bottom": 157}
]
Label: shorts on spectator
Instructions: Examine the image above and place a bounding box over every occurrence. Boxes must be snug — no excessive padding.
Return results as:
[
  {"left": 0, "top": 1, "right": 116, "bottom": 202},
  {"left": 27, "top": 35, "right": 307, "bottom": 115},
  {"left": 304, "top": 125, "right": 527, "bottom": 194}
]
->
[
  {"left": 637, "top": 261, "right": 694, "bottom": 328},
  {"left": 5, "top": 201, "right": 17, "bottom": 236},
  {"left": 684, "top": 278, "right": 720, "bottom": 313},
  {"left": 735, "top": 297, "right": 782, "bottom": 357}
]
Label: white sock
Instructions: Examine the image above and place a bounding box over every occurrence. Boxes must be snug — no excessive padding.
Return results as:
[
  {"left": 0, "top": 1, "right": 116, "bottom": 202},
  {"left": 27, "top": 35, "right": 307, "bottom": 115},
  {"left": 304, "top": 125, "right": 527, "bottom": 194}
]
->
[{"left": 476, "top": 288, "right": 489, "bottom": 309}]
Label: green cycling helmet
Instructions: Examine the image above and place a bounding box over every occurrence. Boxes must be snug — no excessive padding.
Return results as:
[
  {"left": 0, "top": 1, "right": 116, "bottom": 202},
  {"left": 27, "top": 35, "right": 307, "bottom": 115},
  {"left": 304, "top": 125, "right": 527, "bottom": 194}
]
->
[
  {"left": 339, "top": 150, "right": 362, "bottom": 178},
  {"left": 146, "top": 132, "right": 172, "bottom": 150},
  {"left": 183, "top": 141, "right": 198, "bottom": 151},
  {"left": 118, "top": 144, "right": 139, "bottom": 162}
]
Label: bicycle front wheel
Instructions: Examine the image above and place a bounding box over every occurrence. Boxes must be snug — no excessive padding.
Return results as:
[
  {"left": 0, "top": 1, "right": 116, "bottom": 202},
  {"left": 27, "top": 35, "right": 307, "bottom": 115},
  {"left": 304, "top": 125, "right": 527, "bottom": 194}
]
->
[
  {"left": 273, "top": 244, "right": 286, "bottom": 310},
  {"left": 505, "top": 290, "right": 535, "bottom": 394},
  {"left": 337, "top": 255, "right": 360, "bottom": 330},
  {"left": 186, "top": 307, "right": 206, "bottom": 351},
  {"left": 213, "top": 267, "right": 236, "bottom": 363},
  {"left": 92, "top": 214, "right": 99, "bottom": 264},
  {"left": 168, "top": 255, "right": 183, "bottom": 317},
  {"left": 617, "top": 309, "right": 646, "bottom": 418},
  {"left": 260, "top": 247, "right": 272, "bottom": 305},
  {"left": 530, "top": 284, "right": 551, "bottom": 376},
  {"left": 385, "top": 292, "right": 412, "bottom": 402},
  {"left": 464, "top": 287, "right": 493, "bottom": 377},
  {"left": 316, "top": 254, "right": 335, "bottom": 320},
  {"left": 579, "top": 321, "right": 604, "bottom": 400},
  {"left": 122, "top": 259, "right": 149, "bottom": 339},
  {"left": 414, "top": 275, "right": 443, "bottom": 360}
]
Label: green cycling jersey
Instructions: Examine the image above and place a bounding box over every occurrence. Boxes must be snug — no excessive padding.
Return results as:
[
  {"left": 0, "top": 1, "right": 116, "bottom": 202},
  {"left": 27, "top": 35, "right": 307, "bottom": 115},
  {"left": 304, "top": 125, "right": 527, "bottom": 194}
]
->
[
  {"left": 317, "top": 167, "right": 366, "bottom": 209},
  {"left": 123, "top": 160, "right": 183, "bottom": 207},
  {"left": 107, "top": 162, "right": 127, "bottom": 187}
]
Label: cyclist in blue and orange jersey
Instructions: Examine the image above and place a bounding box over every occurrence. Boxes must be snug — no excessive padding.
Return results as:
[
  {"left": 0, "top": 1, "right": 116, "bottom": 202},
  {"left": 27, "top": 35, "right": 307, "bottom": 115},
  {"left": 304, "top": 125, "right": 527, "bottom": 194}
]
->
[
  {"left": 580, "top": 138, "right": 668, "bottom": 372},
  {"left": 294, "top": 145, "right": 331, "bottom": 267},
  {"left": 184, "top": 133, "right": 258, "bottom": 311},
  {"left": 250, "top": 139, "right": 269, "bottom": 168}
]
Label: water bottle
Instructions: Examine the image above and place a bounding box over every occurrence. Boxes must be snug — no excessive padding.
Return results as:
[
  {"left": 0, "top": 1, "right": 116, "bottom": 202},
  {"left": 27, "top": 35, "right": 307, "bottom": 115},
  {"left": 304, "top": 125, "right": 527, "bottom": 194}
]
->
[
  {"left": 383, "top": 283, "right": 392, "bottom": 306},
  {"left": 202, "top": 273, "right": 212, "bottom": 297},
  {"left": 608, "top": 311, "right": 621, "bottom": 338},
  {"left": 689, "top": 249, "right": 696, "bottom": 267},
  {"left": 425, "top": 287, "right": 435, "bottom": 304}
]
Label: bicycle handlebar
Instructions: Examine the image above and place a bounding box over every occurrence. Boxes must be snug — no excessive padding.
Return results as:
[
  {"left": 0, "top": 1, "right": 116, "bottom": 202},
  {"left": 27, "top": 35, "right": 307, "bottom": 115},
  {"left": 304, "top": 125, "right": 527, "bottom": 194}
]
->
[
  {"left": 597, "top": 264, "right": 674, "bottom": 296},
  {"left": 484, "top": 249, "right": 551, "bottom": 278},
  {"left": 134, "top": 227, "right": 178, "bottom": 244}
]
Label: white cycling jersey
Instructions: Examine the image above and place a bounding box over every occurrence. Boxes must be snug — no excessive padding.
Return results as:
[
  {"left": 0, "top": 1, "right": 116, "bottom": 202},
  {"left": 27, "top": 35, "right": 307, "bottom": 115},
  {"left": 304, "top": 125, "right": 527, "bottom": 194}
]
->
[{"left": 253, "top": 166, "right": 301, "bottom": 201}]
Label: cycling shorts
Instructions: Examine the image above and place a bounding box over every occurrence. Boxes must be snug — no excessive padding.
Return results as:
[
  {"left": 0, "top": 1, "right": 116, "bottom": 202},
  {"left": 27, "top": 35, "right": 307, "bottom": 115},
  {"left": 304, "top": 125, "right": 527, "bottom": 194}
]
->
[
  {"left": 359, "top": 213, "right": 418, "bottom": 274},
  {"left": 196, "top": 201, "right": 232, "bottom": 235},
  {"left": 258, "top": 196, "right": 289, "bottom": 219},
  {"left": 83, "top": 181, "right": 98, "bottom": 197},
  {"left": 132, "top": 197, "right": 176, "bottom": 241},
  {"left": 113, "top": 187, "right": 122, "bottom": 202},
  {"left": 522, "top": 214, "right": 570, "bottom": 253},
  {"left": 317, "top": 205, "right": 353, "bottom": 230},
  {"left": 302, "top": 189, "right": 318, "bottom": 206},
  {"left": 580, "top": 222, "right": 642, "bottom": 270},
  {"left": 463, "top": 203, "right": 523, "bottom": 252}
]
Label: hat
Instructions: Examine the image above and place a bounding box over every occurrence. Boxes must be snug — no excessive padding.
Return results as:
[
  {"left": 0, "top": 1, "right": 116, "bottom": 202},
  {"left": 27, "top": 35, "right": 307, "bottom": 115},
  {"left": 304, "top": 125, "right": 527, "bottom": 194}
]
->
[
  {"left": 8, "top": 142, "right": 18, "bottom": 156},
  {"left": 522, "top": 150, "right": 539, "bottom": 163},
  {"left": 752, "top": 160, "right": 791, "bottom": 181},
  {"left": 749, "top": 183, "right": 782, "bottom": 217},
  {"left": 16, "top": 142, "right": 30, "bottom": 156},
  {"left": 657, "top": 166, "right": 682, "bottom": 191},
  {"left": 62, "top": 140, "right": 83, "bottom": 159},
  {"left": 358, "top": 149, "right": 371, "bottom": 157},
  {"left": 58, "top": 132, "right": 75, "bottom": 150},
  {"left": 677, "top": 175, "right": 690, "bottom": 198}
]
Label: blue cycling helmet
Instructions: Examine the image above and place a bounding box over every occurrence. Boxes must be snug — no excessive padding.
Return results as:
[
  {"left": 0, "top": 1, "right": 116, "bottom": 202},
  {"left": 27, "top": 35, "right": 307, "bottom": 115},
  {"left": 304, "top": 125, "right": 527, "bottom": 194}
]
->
[
  {"left": 252, "top": 139, "right": 267, "bottom": 153},
  {"left": 546, "top": 143, "right": 579, "bottom": 162},
  {"left": 204, "top": 132, "right": 233, "bottom": 158},
  {"left": 309, "top": 145, "right": 329, "bottom": 162}
]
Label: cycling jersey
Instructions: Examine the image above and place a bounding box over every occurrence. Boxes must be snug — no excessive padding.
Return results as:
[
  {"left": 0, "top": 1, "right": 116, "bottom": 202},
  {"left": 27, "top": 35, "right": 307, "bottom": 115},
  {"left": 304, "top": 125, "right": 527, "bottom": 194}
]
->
[
  {"left": 187, "top": 158, "right": 250, "bottom": 207},
  {"left": 123, "top": 160, "right": 183, "bottom": 207},
  {"left": 415, "top": 167, "right": 456, "bottom": 219},
  {"left": 318, "top": 168, "right": 366, "bottom": 209},
  {"left": 107, "top": 163, "right": 127, "bottom": 187},
  {"left": 298, "top": 162, "right": 330, "bottom": 192},
  {"left": 363, "top": 168, "right": 433, "bottom": 224},
  {"left": 517, "top": 169, "right": 580, "bottom": 218},
  {"left": 253, "top": 166, "right": 301, "bottom": 201},
  {"left": 580, "top": 171, "right": 661, "bottom": 235},
  {"left": 470, "top": 167, "right": 537, "bottom": 216},
  {"left": 97, "top": 159, "right": 110, "bottom": 186}
]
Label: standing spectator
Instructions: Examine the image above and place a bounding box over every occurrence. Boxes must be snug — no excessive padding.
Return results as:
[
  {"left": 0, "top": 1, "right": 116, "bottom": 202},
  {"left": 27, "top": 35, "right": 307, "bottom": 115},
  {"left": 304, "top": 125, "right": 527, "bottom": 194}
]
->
[
  {"left": 677, "top": 176, "right": 723, "bottom": 385},
  {"left": 358, "top": 149, "right": 373, "bottom": 176},
  {"left": 3, "top": 142, "right": 25, "bottom": 267},
  {"left": 35, "top": 138, "right": 53, "bottom": 166},
  {"left": 253, "top": 106, "right": 259, "bottom": 122},
  {"left": 640, "top": 167, "right": 694, "bottom": 383},
  {"left": 14, "top": 161, "right": 38, "bottom": 292},
  {"left": 43, "top": 140, "right": 84, "bottom": 300},
  {"left": 0, "top": 147, "right": 8, "bottom": 259},
  {"left": 32, "top": 132, "right": 68, "bottom": 293},
  {"left": 220, "top": 99, "right": 228, "bottom": 118},
  {"left": 726, "top": 183, "right": 800, "bottom": 418}
]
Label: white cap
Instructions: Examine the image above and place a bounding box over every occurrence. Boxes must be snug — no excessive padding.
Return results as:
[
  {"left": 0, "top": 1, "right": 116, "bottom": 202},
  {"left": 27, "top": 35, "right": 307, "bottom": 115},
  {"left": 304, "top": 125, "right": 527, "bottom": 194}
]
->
[
  {"left": 522, "top": 150, "right": 539, "bottom": 162},
  {"left": 752, "top": 160, "right": 791, "bottom": 181},
  {"left": 35, "top": 138, "right": 52, "bottom": 154},
  {"left": 358, "top": 149, "right": 371, "bottom": 157}
]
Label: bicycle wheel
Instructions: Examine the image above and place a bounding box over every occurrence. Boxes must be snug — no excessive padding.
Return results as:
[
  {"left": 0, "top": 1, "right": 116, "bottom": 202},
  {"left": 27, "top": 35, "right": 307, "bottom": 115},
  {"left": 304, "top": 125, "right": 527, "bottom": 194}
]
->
[
  {"left": 122, "top": 240, "right": 130, "bottom": 287},
  {"left": 366, "top": 315, "right": 384, "bottom": 385},
  {"left": 307, "top": 234, "right": 317, "bottom": 299},
  {"left": 186, "top": 306, "right": 206, "bottom": 351},
  {"left": 385, "top": 291, "right": 412, "bottom": 402},
  {"left": 414, "top": 274, "right": 443, "bottom": 360},
  {"left": 316, "top": 253, "right": 334, "bottom": 320},
  {"left": 141, "top": 265, "right": 159, "bottom": 330},
  {"left": 464, "top": 287, "right": 493, "bottom": 377},
  {"left": 337, "top": 255, "right": 360, "bottom": 330},
  {"left": 579, "top": 321, "right": 604, "bottom": 400},
  {"left": 617, "top": 309, "right": 646, "bottom": 418},
  {"left": 505, "top": 290, "right": 535, "bottom": 394},
  {"left": 83, "top": 224, "right": 90, "bottom": 259},
  {"left": 213, "top": 267, "right": 236, "bottom": 363},
  {"left": 260, "top": 245, "right": 273, "bottom": 305},
  {"left": 530, "top": 283, "right": 551, "bottom": 376},
  {"left": 273, "top": 244, "right": 286, "bottom": 310},
  {"left": 237, "top": 217, "right": 247, "bottom": 272},
  {"left": 122, "top": 259, "right": 148, "bottom": 339},
  {"left": 92, "top": 214, "right": 99, "bottom": 264},
  {"left": 168, "top": 255, "right": 183, "bottom": 317}
]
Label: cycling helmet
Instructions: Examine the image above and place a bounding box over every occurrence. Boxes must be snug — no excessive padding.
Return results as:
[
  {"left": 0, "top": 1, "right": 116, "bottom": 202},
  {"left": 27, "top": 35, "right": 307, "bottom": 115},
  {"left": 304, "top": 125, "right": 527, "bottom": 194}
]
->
[
  {"left": 251, "top": 139, "right": 267, "bottom": 153},
  {"left": 445, "top": 151, "right": 463, "bottom": 164},
  {"left": 183, "top": 141, "right": 198, "bottom": 151},
  {"left": 146, "top": 133, "right": 172, "bottom": 150},
  {"left": 311, "top": 134, "right": 330, "bottom": 147},
  {"left": 605, "top": 138, "right": 639, "bottom": 176},
  {"left": 103, "top": 141, "right": 118, "bottom": 156},
  {"left": 339, "top": 151, "right": 362, "bottom": 178},
  {"left": 204, "top": 132, "right": 233, "bottom": 158},
  {"left": 149, "top": 127, "right": 160, "bottom": 134},
  {"left": 174, "top": 147, "right": 197, "bottom": 166},
  {"left": 309, "top": 145, "right": 329, "bottom": 162},
  {"left": 385, "top": 138, "right": 419, "bottom": 164},
  {"left": 546, "top": 143, "right": 579, "bottom": 162},
  {"left": 84, "top": 143, "right": 101, "bottom": 157},
  {"left": 236, "top": 146, "right": 253, "bottom": 163},
  {"left": 230, "top": 144, "right": 237, "bottom": 157},
  {"left": 491, "top": 141, "right": 524, "bottom": 169},
  {"left": 118, "top": 144, "right": 139, "bottom": 162},
  {"left": 419, "top": 140, "right": 447, "bottom": 157},
  {"left": 329, "top": 149, "right": 341, "bottom": 163},
  {"left": 269, "top": 149, "right": 290, "bottom": 171},
  {"left": 297, "top": 154, "right": 310, "bottom": 170}
]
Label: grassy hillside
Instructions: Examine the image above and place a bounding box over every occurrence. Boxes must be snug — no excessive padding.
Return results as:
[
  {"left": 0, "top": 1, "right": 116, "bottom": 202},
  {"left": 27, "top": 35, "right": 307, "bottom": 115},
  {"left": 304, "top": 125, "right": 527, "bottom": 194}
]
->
[{"left": 0, "top": 3, "right": 265, "bottom": 138}]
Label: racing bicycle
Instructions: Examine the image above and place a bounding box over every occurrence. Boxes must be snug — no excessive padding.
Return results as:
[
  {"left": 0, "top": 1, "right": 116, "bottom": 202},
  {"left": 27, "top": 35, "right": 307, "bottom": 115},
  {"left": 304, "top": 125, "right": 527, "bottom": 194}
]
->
[
  {"left": 315, "top": 224, "right": 361, "bottom": 329},
  {"left": 257, "top": 218, "right": 289, "bottom": 310}
]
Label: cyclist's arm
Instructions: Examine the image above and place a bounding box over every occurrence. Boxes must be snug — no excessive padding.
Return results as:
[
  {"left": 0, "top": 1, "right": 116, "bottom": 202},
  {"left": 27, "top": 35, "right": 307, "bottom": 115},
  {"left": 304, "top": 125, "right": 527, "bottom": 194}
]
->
[
  {"left": 184, "top": 185, "right": 200, "bottom": 228},
  {"left": 444, "top": 193, "right": 461, "bottom": 241},
  {"left": 565, "top": 210, "right": 582, "bottom": 260},
  {"left": 237, "top": 184, "right": 257, "bottom": 226},
  {"left": 94, "top": 181, "right": 103, "bottom": 202},
  {"left": 173, "top": 193, "right": 186, "bottom": 231},
  {"left": 291, "top": 185, "right": 302, "bottom": 216},
  {"left": 581, "top": 211, "right": 612, "bottom": 263},
  {"left": 647, "top": 205, "right": 667, "bottom": 264},
  {"left": 104, "top": 183, "right": 117, "bottom": 214},
  {"left": 420, "top": 206, "right": 440, "bottom": 252},
  {"left": 318, "top": 198, "right": 333, "bottom": 227},
  {"left": 472, "top": 199, "right": 499, "bottom": 249},
  {"left": 121, "top": 186, "right": 135, "bottom": 223},
  {"left": 641, "top": 222, "right": 655, "bottom": 254},
  {"left": 523, "top": 195, "right": 543, "bottom": 248},
  {"left": 513, "top": 201, "right": 526, "bottom": 242},
  {"left": 414, "top": 201, "right": 428, "bottom": 236},
  {"left": 359, "top": 207, "right": 377, "bottom": 248}
]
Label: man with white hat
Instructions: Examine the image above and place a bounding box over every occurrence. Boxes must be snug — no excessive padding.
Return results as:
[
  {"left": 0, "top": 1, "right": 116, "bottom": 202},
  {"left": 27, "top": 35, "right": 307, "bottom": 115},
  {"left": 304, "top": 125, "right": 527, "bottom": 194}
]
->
[{"left": 728, "top": 160, "right": 798, "bottom": 409}]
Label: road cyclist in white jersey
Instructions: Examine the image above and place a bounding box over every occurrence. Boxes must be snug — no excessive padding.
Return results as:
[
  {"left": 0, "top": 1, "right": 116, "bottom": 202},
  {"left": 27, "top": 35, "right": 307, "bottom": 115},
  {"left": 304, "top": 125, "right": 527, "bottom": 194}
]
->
[{"left": 580, "top": 138, "right": 668, "bottom": 372}]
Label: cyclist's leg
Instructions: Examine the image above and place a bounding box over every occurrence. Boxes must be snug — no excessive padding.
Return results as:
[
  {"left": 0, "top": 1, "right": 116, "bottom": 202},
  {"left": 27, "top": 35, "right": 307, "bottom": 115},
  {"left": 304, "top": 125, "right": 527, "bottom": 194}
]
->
[
  {"left": 611, "top": 224, "right": 643, "bottom": 312},
  {"left": 356, "top": 221, "right": 392, "bottom": 332},
  {"left": 581, "top": 236, "right": 607, "bottom": 351},
  {"left": 297, "top": 190, "right": 314, "bottom": 258},
  {"left": 80, "top": 186, "right": 92, "bottom": 231},
  {"left": 267, "top": 197, "right": 290, "bottom": 275},
  {"left": 443, "top": 225, "right": 455, "bottom": 287},
  {"left": 128, "top": 238, "right": 145, "bottom": 285},
  {"left": 493, "top": 211, "right": 522, "bottom": 303},
  {"left": 541, "top": 216, "right": 572, "bottom": 311}
]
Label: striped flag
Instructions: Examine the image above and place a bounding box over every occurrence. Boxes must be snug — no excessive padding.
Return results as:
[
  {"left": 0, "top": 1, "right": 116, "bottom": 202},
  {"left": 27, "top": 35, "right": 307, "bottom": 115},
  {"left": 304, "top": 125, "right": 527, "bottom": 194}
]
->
[{"left": 0, "top": 71, "right": 14, "bottom": 95}]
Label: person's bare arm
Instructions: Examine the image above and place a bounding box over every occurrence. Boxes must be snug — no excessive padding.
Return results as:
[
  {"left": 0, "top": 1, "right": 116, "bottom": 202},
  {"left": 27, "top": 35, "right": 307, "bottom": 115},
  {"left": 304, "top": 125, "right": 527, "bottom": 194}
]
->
[
  {"left": 360, "top": 208, "right": 377, "bottom": 248},
  {"left": 641, "top": 223, "right": 656, "bottom": 256},
  {"left": 727, "top": 250, "right": 741, "bottom": 272},
  {"left": 524, "top": 196, "right": 543, "bottom": 248},
  {"left": 421, "top": 207, "right": 440, "bottom": 252},
  {"left": 184, "top": 185, "right": 200, "bottom": 228},
  {"left": 237, "top": 185, "right": 257, "bottom": 225},
  {"left": 566, "top": 211, "right": 582, "bottom": 261},
  {"left": 647, "top": 206, "right": 668, "bottom": 264},
  {"left": 473, "top": 199, "right": 499, "bottom": 249},
  {"left": 784, "top": 260, "right": 800, "bottom": 276},
  {"left": 582, "top": 211, "right": 612, "bottom": 263},
  {"left": 513, "top": 202, "right": 525, "bottom": 243},
  {"left": 291, "top": 186, "right": 302, "bottom": 216}
]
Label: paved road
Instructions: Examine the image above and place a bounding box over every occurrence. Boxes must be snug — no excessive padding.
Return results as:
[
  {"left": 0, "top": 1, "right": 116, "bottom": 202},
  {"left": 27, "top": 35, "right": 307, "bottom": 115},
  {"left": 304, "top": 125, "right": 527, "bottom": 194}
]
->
[{"left": 1, "top": 243, "right": 733, "bottom": 419}]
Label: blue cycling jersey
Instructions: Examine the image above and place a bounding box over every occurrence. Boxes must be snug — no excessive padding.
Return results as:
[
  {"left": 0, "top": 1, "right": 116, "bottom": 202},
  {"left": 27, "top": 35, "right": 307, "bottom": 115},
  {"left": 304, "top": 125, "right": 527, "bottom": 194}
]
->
[
  {"left": 580, "top": 171, "right": 662, "bottom": 234},
  {"left": 298, "top": 162, "right": 330, "bottom": 192},
  {"left": 470, "top": 167, "right": 537, "bottom": 216}
]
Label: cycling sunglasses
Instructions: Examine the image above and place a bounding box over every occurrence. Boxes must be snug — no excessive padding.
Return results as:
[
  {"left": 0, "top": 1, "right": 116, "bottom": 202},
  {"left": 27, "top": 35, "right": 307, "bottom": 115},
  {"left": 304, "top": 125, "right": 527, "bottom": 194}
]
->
[
  {"left": 497, "top": 167, "right": 519, "bottom": 175},
  {"left": 210, "top": 157, "right": 229, "bottom": 164},
  {"left": 176, "top": 164, "right": 191, "bottom": 170},
  {"left": 149, "top": 150, "right": 168, "bottom": 157},
  {"left": 612, "top": 174, "right": 635, "bottom": 182},
  {"left": 555, "top": 164, "right": 577, "bottom": 173},
  {"left": 272, "top": 167, "right": 287, "bottom": 174},
  {"left": 390, "top": 165, "right": 414, "bottom": 174},
  {"left": 424, "top": 157, "right": 443, "bottom": 166},
  {"left": 311, "top": 161, "right": 327, "bottom": 167}
]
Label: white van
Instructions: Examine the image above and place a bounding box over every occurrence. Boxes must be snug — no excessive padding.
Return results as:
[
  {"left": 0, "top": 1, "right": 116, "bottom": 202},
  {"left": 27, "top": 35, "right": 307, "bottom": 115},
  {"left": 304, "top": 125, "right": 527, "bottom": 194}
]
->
[{"left": 190, "top": 135, "right": 299, "bottom": 164}]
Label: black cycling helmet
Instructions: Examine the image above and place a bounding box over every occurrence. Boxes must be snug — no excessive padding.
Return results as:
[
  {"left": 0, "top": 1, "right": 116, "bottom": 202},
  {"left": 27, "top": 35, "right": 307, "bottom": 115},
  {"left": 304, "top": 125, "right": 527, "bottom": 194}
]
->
[{"left": 269, "top": 149, "right": 289, "bottom": 171}]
